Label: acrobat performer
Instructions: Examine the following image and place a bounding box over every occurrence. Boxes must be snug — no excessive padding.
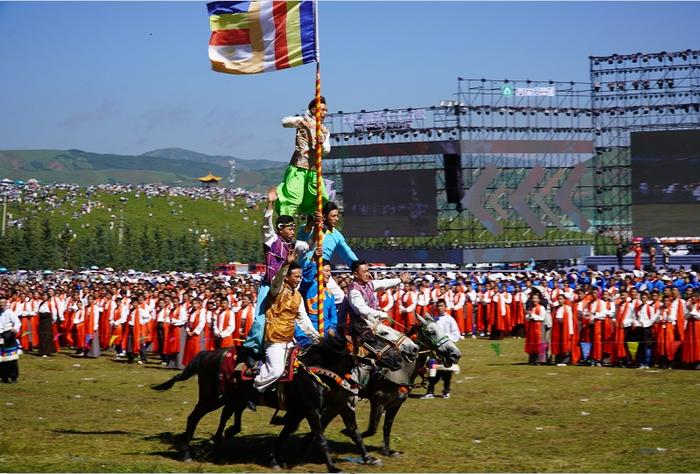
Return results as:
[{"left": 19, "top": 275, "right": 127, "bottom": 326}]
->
[{"left": 275, "top": 96, "right": 330, "bottom": 219}]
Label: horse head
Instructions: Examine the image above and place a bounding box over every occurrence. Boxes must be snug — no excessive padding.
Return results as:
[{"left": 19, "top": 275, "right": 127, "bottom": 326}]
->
[
  {"left": 414, "top": 314, "right": 461, "bottom": 368},
  {"left": 368, "top": 320, "right": 419, "bottom": 364}
]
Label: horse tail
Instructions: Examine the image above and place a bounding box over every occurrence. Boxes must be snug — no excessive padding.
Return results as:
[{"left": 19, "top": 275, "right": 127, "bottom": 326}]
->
[{"left": 150, "top": 350, "right": 206, "bottom": 392}]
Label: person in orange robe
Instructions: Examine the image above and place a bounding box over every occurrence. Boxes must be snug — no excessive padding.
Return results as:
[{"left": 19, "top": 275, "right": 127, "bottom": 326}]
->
[
  {"left": 204, "top": 300, "right": 217, "bottom": 351},
  {"left": 575, "top": 290, "right": 593, "bottom": 365},
  {"left": 98, "top": 291, "right": 112, "bottom": 350},
  {"left": 550, "top": 294, "right": 577, "bottom": 364},
  {"left": 165, "top": 299, "right": 188, "bottom": 369},
  {"left": 83, "top": 295, "right": 102, "bottom": 357},
  {"left": 378, "top": 290, "right": 394, "bottom": 327},
  {"left": 669, "top": 288, "right": 686, "bottom": 362},
  {"left": 512, "top": 286, "right": 527, "bottom": 338},
  {"left": 183, "top": 298, "right": 206, "bottom": 366},
  {"left": 235, "top": 294, "right": 255, "bottom": 345},
  {"left": 109, "top": 297, "right": 128, "bottom": 359},
  {"left": 399, "top": 282, "right": 417, "bottom": 329},
  {"left": 682, "top": 290, "right": 700, "bottom": 368},
  {"left": 590, "top": 291, "right": 615, "bottom": 366},
  {"left": 525, "top": 293, "right": 549, "bottom": 364},
  {"left": 452, "top": 285, "right": 466, "bottom": 336},
  {"left": 216, "top": 298, "right": 236, "bottom": 348},
  {"left": 655, "top": 295, "right": 676, "bottom": 369}
]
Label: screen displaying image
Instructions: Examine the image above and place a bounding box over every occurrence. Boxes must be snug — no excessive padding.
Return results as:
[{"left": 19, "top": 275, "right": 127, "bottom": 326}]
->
[
  {"left": 342, "top": 169, "right": 438, "bottom": 238},
  {"left": 631, "top": 129, "right": 700, "bottom": 236}
]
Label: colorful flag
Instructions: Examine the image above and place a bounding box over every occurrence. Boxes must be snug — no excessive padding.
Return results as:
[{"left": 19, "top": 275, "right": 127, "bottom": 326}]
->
[{"left": 207, "top": 1, "right": 317, "bottom": 75}]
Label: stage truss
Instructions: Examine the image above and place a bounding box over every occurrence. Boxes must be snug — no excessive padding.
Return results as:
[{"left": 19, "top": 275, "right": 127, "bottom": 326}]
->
[
  {"left": 324, "top": 49, "right": 700, "bottom": 259},
  {"left": 325, "top": 79, "right": 596, "bottom": 256},
  {"left": 590, "top": 49, "right": 700, "bottom": 253}
]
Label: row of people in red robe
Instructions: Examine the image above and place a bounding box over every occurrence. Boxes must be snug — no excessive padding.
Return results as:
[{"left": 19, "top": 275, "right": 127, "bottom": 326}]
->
[
  {"left": 524, "top": 287, "right": 700, "bottom": 368},
  {"left": 6, "top": 290, "right": 257, "bottom": 367}
]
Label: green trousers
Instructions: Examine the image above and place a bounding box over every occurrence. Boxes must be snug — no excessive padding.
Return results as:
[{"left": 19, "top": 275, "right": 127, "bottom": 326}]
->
[{"left": 275, "top": 165, "right": 328, "bottom": 217}]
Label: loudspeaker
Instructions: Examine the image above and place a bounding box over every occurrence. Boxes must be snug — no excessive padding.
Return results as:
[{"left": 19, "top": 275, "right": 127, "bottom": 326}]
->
[{"left": 443, "top": 154, "right": 464, "bottom": 204}]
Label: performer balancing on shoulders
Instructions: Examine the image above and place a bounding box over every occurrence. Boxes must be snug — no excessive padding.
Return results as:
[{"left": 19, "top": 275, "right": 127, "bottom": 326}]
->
[
  {"left": 276, "top": 96, "right": 331, "bottom": 220},
  {"left": 242, "top": 187, "right": 299, "bottom": 356}
]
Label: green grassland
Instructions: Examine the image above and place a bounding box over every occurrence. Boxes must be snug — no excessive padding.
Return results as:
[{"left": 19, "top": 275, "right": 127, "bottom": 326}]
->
[
  {"left": 2, "top": 339, "right": 698, "bottom": 472},
  {"left": 8, "top": 190, "right": 265, "bottom": 242}
]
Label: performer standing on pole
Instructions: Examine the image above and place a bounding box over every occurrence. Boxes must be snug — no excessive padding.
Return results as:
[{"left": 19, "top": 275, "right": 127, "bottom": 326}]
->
[{"left": 275, "top": 96, "right": 330, "bottom": 219}]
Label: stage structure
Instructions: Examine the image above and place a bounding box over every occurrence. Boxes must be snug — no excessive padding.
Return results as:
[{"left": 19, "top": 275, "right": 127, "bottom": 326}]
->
[
  {"left": 590, "top": 49, "right": 700, "bottom": 253},
  {"left": 325, "top": 79, "right": 597, "bottom": 264}
]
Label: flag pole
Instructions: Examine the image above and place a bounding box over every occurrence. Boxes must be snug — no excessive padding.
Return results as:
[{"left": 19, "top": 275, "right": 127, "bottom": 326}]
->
[{"left": 313, "top": 0, "right": 325, "bottom": 337}]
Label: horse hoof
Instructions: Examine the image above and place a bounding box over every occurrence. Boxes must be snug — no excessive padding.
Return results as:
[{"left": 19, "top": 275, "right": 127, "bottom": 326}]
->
[
  {"left": 381, "top": 449, "right": 400, "bottom": 457},
  {"left": 363, "top": 456, "right": 383, "bottom": 466},
  {"left": 183, "top": 454, "right": 193, "bottom": 463},
  {"left": 340, "top": 428, "right": 354, "bottom": 438}
]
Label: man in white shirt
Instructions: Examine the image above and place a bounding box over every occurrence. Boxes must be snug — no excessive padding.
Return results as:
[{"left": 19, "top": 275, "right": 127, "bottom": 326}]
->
[
  {"left": 347, "top": 260, "right": 411, "bottom": 328},
  {"left": 422, "top": 300, "right": 460, "bottom": 399}
]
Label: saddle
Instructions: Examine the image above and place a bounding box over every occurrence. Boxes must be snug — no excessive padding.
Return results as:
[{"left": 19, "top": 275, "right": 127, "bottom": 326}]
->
[{"left": 236, "top": 345, "right": 300, "bottom": 383}]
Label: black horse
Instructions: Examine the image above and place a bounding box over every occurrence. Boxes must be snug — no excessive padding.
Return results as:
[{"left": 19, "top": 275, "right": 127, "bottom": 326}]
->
[
  {"left": 151, "top": 331, "right": 405, "bottom": 472},
  {"left": 296, "top": 314, "right": 462, "bottom": 457}
]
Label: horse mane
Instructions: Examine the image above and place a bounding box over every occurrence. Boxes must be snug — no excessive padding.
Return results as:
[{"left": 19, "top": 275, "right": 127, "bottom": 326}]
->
[{"left": 299, "top": 332, "right": 348, "bottom": 367}]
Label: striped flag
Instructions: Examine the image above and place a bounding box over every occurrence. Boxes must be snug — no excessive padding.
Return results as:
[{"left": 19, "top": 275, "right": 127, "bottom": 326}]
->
[{"left": 207, "top": 1, "right": 318, "bottom": 75}]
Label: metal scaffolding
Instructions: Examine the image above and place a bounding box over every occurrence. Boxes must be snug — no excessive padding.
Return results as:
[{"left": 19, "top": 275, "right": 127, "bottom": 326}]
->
[{"left": 590, "top": 49, "right": 700, "bottom": 253}]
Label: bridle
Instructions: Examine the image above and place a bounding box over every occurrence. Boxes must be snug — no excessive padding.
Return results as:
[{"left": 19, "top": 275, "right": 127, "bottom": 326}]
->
[{"left": 369, "top": 320, "right": 416, "bottom": 362}]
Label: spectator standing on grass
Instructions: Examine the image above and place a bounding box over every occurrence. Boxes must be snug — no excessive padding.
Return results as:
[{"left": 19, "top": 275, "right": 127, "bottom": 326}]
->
[
  {"left": 525, "top": 293, "right": 549, "bottom": 365},
  {"left": 422, "top": 299, "right": 460, "bottom": 399},
  {"left": 0, "top": 298, "right": 21, "bottom": 383},
  {"left": 682, "top": 289, "right": 700, "bottom": 369}
]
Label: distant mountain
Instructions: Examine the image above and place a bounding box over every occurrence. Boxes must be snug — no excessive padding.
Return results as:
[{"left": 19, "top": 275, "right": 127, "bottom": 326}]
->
[
  {"left": 141, "top": 147, "right": 285, "bottom": 172},
  {"left": 0, "top": 149, "right": 286, "bottom": 191}
]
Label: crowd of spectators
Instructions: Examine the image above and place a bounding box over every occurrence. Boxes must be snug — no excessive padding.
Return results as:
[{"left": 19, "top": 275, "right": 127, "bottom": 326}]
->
[{"left": 1, "top": 264, "right": 698, "bottom": 384}]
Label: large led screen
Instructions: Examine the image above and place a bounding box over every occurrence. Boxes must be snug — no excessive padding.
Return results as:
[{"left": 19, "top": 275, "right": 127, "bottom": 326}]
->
[
  {"left": 631, "top": 130, "right": 700, "bottom": 236},
  {"left": 342, "top": 169, "right": 437, "bottom": 238}
]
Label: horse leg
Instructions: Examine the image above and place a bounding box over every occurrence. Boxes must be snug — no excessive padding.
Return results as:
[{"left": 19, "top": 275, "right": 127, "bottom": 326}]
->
[
  {"left": 212, "top": 402, "right": 235, "bottom": 448},
  {"left": 361, "top": 398, "right": 385, "bottom": 439},
  {"left": 181, "top": 399, "right": 223, "bottom": 462},
  {"left": 269, "top": 410, "right": 304, "bottom": 471},
  {"left": 380, "top": 400, "right": 405, "bottom": 457},
  {"left": 224, "top": 404, "right": 244, "bottom": 439},
  {"left": 338, "top": 401, "right": 382, "bottom": 466},
  {"left": 305, "top": 409, "right": 341, "bottom": 473},
  {"left": 299, "top": 406, "right": 338, "bottom": 460}
]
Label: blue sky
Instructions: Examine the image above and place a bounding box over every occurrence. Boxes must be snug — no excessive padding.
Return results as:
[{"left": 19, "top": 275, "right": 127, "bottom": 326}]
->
[{"left": 0, "top": 1, "right": 698, "bottom": 162}]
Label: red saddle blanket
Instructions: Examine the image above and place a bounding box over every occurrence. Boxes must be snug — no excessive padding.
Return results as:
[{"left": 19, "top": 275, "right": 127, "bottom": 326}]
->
[{"left": 219, "top": 346, "right": 299, "bottom": 394}]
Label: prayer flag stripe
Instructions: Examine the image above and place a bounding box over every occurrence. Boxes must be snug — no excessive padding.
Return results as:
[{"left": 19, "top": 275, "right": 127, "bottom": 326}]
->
[
  {"left": 209, "top": 12, "right": 249, "bottom": 31},
  {"left": 209, "top": 29, "right": 251, "bottom": 46},
  {"left": 272, "top": 1, "right": 289, "bottom": 70},
  {"left": 299, "top": 0, "right": 316, "bottom": 64},
  {"left": 285, "top": 1, "right": 304, "bottom": 68},
  {"left": 207, "top": 1, "right": 250, "bottom": 16}
]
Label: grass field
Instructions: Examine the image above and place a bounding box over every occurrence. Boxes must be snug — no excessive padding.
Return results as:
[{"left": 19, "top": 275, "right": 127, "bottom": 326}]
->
[
  {"left": 8, "top": 190, "right": 265, "bottom": 239},
  {"left": 2, "top": 339, "right": 699, "bottom": 473}
]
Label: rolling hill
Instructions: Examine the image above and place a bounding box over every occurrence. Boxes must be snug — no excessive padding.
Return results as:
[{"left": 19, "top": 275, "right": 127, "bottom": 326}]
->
[{"left": 0, "top": 148, "right": 287, "bottom": 191}]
